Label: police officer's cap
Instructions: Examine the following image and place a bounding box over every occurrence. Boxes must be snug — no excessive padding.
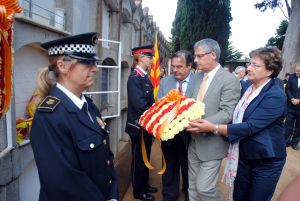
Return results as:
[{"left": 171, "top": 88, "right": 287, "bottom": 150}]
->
[
  {"left": 131, "top": 45, "right": 154, "bottom": 57},
  {"left": 41, "top": 32, "right": 100, "bottom": 62}
]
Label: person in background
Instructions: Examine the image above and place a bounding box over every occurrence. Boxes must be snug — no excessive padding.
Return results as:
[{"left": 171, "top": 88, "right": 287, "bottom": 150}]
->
[
  {"left": 285, "top": 62, "right": 300, "bottom": 150},
  {"left": 284, "top": 73, "right": 290, "bottom": 84},
  {"left": 235, "top": 66, "right": 251, "bottom": 94},
  {"left": 234, "top": 66, "right": 247, "bottom": 81},
  {"left": 188, "top": 46, "right": 286, "bottom": 201},
  {"left": 30, "top": 32, "right": 119, "bottom": 201},
  {"left": 187, "top": 38, "right": 240, "bottom": 201},
  {"left": 160, "top": 67, "right": 167, "bottom": 79},
  {"left": 157, "top": 50, "right": 194, "bottom": 201},
  {"left": 224, "top": 65, "right": 231, "bottom": 73},
  {"left": 283, "top": 72, "right": 290, "bottom": 90},
  {"left": 125, "top": 45, "right": 157, "bottom": 201}
]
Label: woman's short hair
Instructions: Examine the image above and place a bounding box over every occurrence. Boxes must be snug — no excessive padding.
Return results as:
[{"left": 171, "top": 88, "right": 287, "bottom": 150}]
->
[{"left": 249, "top": 46, "right": 282, "bottom": 78}]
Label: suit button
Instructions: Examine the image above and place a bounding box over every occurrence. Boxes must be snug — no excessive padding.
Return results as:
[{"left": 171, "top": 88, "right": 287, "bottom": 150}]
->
[
  {"left": 103, "top": 139, "right": 107, "bottom": 145},
  {"left": 107, "top": 160, "right": 110, "bottom": 165},
  {"left": 90, "top": 143, "right": 95, "bottom": 149}
]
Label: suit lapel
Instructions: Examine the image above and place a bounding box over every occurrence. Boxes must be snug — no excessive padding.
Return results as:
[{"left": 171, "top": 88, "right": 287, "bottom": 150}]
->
[
  {"left": 243, "top": 79, "right": 274, "bottom": 119},
  {"left": 76, "top": 111, "right": 103, "bottom": 134},
  {"left": 169, "top": 76, "right": 178, "bottom": 93},
  {"left": 193, "top": 72, "right": 204, "bottom": 99},
  {"left": 185, "top": 73, "right": 195, "bottom": 98},
  {"left": 51, "top": 86, "right": 103, "bottom": 135},
  {"left": 203, "top": 68, "right": 223, "bottom": 101}
]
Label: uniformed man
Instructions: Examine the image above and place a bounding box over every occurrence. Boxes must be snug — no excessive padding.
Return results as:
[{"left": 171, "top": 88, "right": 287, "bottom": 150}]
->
[
  {"left": 30, "top": 32, "right": 119, "bottom": 201},
  {"left": 125, "top": 45, "right": 157, "bottom": 201}
]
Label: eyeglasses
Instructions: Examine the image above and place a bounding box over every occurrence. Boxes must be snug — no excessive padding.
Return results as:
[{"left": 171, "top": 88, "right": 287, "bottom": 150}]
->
[
  {"left": 194, "top": 52, "right": 211, "bottom": 59},
  {"left": 77, "top": 60, "right": 98, "bottom": 67},
  {"left": 246, "top": 62, "right": 265, "bottom": 69}
]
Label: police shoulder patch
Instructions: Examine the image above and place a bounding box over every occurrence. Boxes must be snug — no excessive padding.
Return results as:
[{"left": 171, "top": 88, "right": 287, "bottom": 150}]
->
[{"left": 38, "top": 96, "right": 60, "bottom": 112}]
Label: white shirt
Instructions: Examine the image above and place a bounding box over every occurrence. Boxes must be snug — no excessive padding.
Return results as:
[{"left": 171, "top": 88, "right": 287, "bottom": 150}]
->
[
  {"left": 56, "top": 83, "right": 93, "bottom": 121},
  {"left": 203, "top": 64, "right": 221, "bottom": 92},
  {"left": 298, "top": 77, "right": 300, "bottom": 88},
  {"left": 176, "top": 72, "right": 192, "bottom": 96},
  {"left": 136, "top": 66, "right": 147, "bottom": 75}
]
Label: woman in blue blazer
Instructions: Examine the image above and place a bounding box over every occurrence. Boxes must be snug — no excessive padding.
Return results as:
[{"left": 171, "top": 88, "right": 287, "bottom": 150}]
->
[{"left": 187, "top": 46, "right": 286, "bottom": 201}]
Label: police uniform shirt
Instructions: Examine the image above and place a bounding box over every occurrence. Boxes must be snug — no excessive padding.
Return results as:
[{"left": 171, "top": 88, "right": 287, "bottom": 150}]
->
[
  {"left": 56, "top": 83, "right": 118, "bottom": 201},
  {"left": 56, "top": 83, "right": 94, "bottom": 122},
  {"left": 125, "top": 65, "right": 154, "bottom": 134},
  {"left": 30, "top": 84, "right": 118, "bottom": 201}
]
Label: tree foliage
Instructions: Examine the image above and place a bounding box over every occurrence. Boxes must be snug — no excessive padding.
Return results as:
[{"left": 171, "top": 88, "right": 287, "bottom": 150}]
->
[
  {"left": 254, "top": 0, "right": 291, "bottom": 19},
  {"left": 254, "top": 0, "right": 300, "bottom": 78},
  {"left": 171, "top": 0, "right": 232, "bottom": 64},
  {"left": 266, "top": 20, "right": 288, "bottom": 50},
  {"left": 225, "top": 42, "right": 244, "bottom": 62}
]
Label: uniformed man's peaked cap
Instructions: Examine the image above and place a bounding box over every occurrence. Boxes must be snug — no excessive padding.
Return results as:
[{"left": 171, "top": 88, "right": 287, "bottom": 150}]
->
[
  {"left": 131, "top": 45, "right": 154, "bottom": 57},
  {"left": 41, "top": 32, "right": 100, "bottom": 62}
]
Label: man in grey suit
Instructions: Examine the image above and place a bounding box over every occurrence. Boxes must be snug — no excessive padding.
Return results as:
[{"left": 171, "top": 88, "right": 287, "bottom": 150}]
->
[
  {"left": 157, "top": 50, "right": 194, "bottom": 201},
  {"left": 186, "top": 39, "right": 240, "bottom": 201}
]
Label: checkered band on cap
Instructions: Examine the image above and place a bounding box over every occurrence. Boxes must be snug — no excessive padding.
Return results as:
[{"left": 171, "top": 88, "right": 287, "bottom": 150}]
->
[{"left": 48, "top": 44, "right": 96, "bottom": 56}]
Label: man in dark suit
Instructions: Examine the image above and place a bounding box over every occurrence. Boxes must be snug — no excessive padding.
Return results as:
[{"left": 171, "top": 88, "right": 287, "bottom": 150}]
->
[
  {"left": 285, "top": 62, "right": 300, "bottom": 150},
  {"left": 157, "top": 50, "right": 194, "bottom": 201},
  {"left": 125, "top": 45, "right": 157, "bottom": 201}
]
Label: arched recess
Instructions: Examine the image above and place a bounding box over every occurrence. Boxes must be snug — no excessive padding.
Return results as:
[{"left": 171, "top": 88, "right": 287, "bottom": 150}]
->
[
  {"left": 14, "top": 43, "right": 48, "bottom": 119},
  {"left": 121, "top": 61, "right": 130, "bottom": 100},
  {"left": 122, "top": 7, "right": 132, "bottom": 23}
]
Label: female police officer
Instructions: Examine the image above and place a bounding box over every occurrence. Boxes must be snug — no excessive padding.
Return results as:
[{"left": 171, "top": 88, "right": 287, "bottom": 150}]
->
[{"left": 30, "top": 32, "right": 118, "bottom": 201}]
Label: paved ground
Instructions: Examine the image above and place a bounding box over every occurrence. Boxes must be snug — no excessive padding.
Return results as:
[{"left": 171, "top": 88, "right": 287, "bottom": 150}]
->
[{"left": 122, "top": 140, "right": 300, "bottom": 201}]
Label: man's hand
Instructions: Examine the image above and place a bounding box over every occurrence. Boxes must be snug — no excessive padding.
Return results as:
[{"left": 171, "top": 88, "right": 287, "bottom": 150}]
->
[
  {"left": 186, "top": 119, "right": 214, "bottom": 133},
  {"left": 291, "top": 98, "right": 300, "bottom": 105}
]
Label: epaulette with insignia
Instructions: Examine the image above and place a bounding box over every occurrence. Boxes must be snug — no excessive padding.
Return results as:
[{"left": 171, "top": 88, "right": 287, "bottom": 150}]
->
[{"left": 38, "top": 96, "right": 60, "bottom": 112}]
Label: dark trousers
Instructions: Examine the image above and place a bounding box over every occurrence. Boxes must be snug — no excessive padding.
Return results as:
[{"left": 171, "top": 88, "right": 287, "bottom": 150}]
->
[
  {"left": 130, "top": 131, "right": 153, "bottom": 194},
  {"left": 162, "top": 134, "right": 189, "bottom": 201},
  {"left": 285, "top": 107, "right": 300, "bottom": 144},
  {"left": 233, "top": 157, "right": 285, "bottom": 201}
]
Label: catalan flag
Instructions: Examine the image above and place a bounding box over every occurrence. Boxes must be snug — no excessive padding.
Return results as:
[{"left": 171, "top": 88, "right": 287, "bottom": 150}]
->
[{"left": 150, "top": 33, "right": 160, "bottom": 99}]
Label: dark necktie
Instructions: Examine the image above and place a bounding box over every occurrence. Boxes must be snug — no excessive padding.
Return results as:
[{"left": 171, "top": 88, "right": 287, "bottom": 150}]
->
[
  {"left": 82, "top": 102, "right": 89, "bottom": 114},
  {"left": 82, "top": 102, "right": 93, "bottom": 122},
  {"left": 178, "top": 80, "right": 183, "bottom": 95}
]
